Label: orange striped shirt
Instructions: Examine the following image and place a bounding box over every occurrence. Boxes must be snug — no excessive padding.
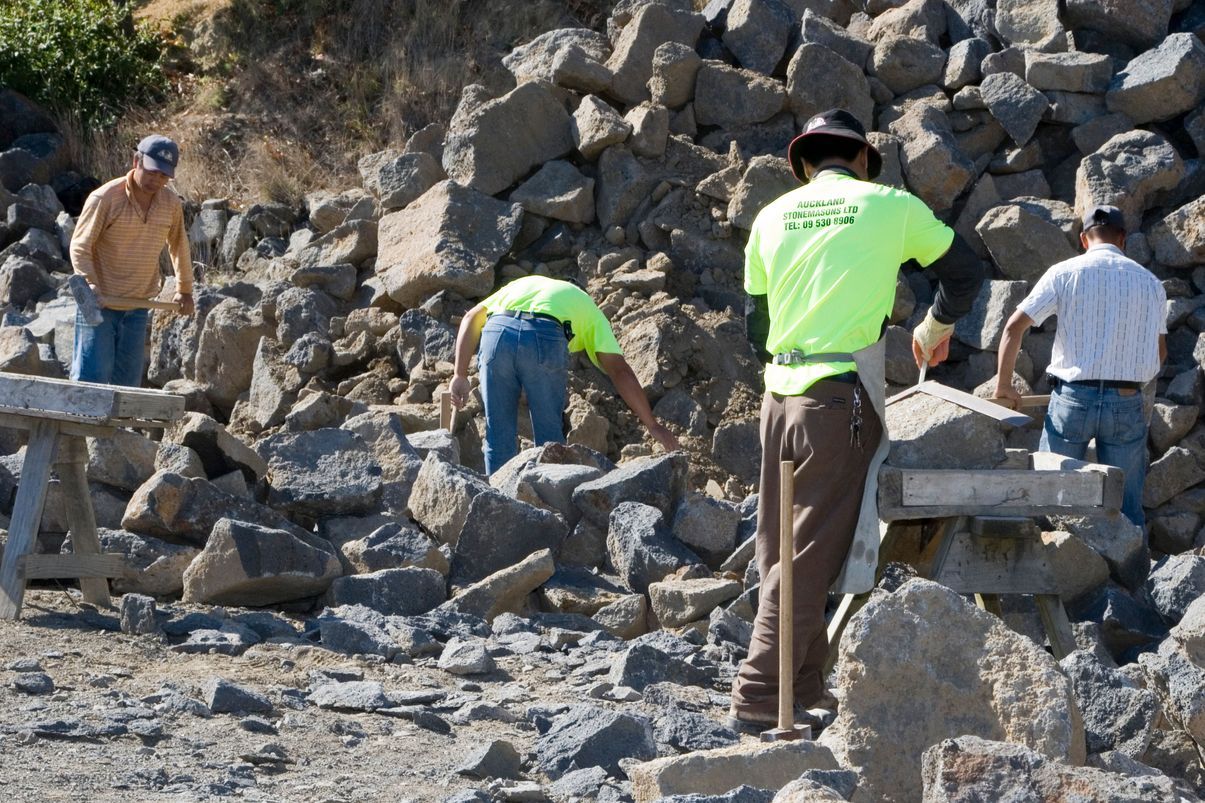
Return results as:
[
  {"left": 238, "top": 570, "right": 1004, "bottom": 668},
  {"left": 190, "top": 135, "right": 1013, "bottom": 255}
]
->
[{"left": 69, "top": 172, "right": 193, "bottom": 309}]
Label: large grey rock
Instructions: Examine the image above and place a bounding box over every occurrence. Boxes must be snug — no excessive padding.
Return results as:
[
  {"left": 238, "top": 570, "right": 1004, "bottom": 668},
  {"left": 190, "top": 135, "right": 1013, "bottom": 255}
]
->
[
  {"left": 443, "top": 548, "right": 555, "bottom": 622},
  {"left": 193, "top": 298, "right": 274, "bottom": 410},
  {"left": 204, "top": 677, "right": 272, "bottom": 715},
  {"left": 167, "top": 412, "right": 267, "bottom": 483},
  {"left": 952, "top": 279, "right": 1028, "bottom": 352},
  {"left": 819, "top": 580, "right": 1085, "bottom": 803},
  {"left": 123, "top": 470, "right": 313, "bottom": 548},
  {"left": 1149, "top": 197, "right": 1205, "bottom": 268},
  {"left": 0, "top": 256, "right": 53, "bottom": 309},
  {"left": 1068, "top": 584, "right": 1167, "bottom": 659},
  {"left": 408, "top": 454, "right": 492, "bottom": 546},
  {"left": 653, "top": 707, "right": 740, "bottom": 754},
  {"left": 994, "top": 0, "right": 1064, "bottom": 46},
  {"left": 119, "top": 593, "right": 159, "bottom": 636},
  {"left": 671, "top": 494, "right": 741, "bottom": 569},
  {"left": 1063, "top": 0, "right": 1174, "bottom": 50},
  {"left": 785, "top": 43, "right": 873, "bottom": 130},
  {"left": 308, "top": 680, "right": 390, "bottom": 711},
  {"left": 1106, "top": 33, "right": 1205, "bottom": 124},
  {"left": 885, "top": 393, "right": 1008, "bottom": 469},
  {"left": 728, "top": 155, "right": 795, "bottom": 232},
  {"left": 85, "top": 429, "right": 158, "bottom": 493},
  {"left": 493, "top": 460, "right": 604, "bottom": 528},
  {"left": 1149, "top": 401, "right": 1199, "bottom": 456},
  {"left": 339, "top": 522, "right": 446, "bottom": 575},
  {"left": 722, "top": 0, "right": 794, "bottom": 76},
  {"left": 1075, "top": 130, "right": 1185, "bottom": 231},
  {"left": 1145, "top": 554, "right": 1205, "bottom": 625},
  {"left": 1138, "top": 639, "right": 1205, "bottom": 752},
  {"left": 976, "top": 202, "right": 1077, "bottom": 282},
  {"left": 438, "top": 636, "right": 496, "bottom": 675},
  {"left": 455, "top": 739, "right": 523, "bottom": 781},
  {"left": 648, "top": 578, "right": 741, "bottom": 628},
  {"left": 244, "top": 338, "right": 302, "bottom": 431},
  {"left": 871, "top": 34, "right": 947, "bottom": 95},
  {"left": 572, "top": 95, "right": 631, "bottom": 160},
  {"left": 451, "top": 490, "right": 567, "bottom": 586},
  {"left": 693, "top": 62, "right": 785, "bottom": 129},
  {"left": 510, "top": 160, "right": 594, "bottom": 224},
  {"left": 888, "top": 106, "right": 974, "bottom": 213},
  {"left": 535, "top": 705, "right": 657, "bottom": 779},
  {"left": 182, "top": 518, "right": 341, "bottom": 606},
  {"left": 1024, "top": 50, "right": 1113, "bottom": 94},
  {"left": 629, "top": 741, "right": 839, "bottom": 803},
  {"left": 303, "top": 189, "right": 374, "bottom": 235},
  {"left": 573, "top": 453, "right": 688, "bottom": 529},
  {"left": 607, "top": 4, "right": 704, "bottom": 106},
  {"left": 593, "top": 593, "right": 649, "bottom": 639},
  {"left": 1050, "top": 513, "right": 1149, "bottom": 592},
  {"left": 979, "top": 71, "right": 1048, "bottom": 146},
  {"left": 1060, "top": 650, "right": 1160, "bottom": 757},
  {"left": 648, "top": 41, "right": 701, "bottom": 109},
  {"left": 1172, "top": 595, "right": 1205, "bottom": 666},
  {"left": 502, "top": 27, "right": 610, "bottom": 89},
  {"left": 1143, "top": 446, "right": 1205, "bottom": 509},
  {"left": 341, "top": 410, "right": 423, "bottom": 513},
  {"left": 359, "top": 150, "right": 443, "bottom": 210},
  {"left": 376, "top": 181, "right": 523, "bottom": 307},
  {"left": 442, "top": 82, "right": 572, "bottom": 195},
  {"left": 324, "top": 567, "right": 445, "bottom": 616},
  {"left": 625, "top": 103, "right": 669, "bottom": 159},
  {"left": 607, "top": 502, "right": 703, "bottom": 594},
  {"left": 920, "top": 735, "right": 1184, "bottom": 803},
  {"left": 294, "top": 219, "right": 377, "bottom": 270},
  {"left": 258, "top": 428, "right": 382, "bottom": 518},
  {"left": 63, "top": 528, "right": 198, "bottom": 597},
  {"left": 1040, "top": 530, "right": 1110, "bottom": 606}
]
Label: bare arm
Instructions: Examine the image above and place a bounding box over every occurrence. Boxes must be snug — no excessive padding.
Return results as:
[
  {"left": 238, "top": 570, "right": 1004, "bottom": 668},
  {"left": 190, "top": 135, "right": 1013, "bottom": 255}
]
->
[
  {"left": 993, "top": 309, "right": 1033, "bottom": 406},
  {"left": 596, "top": 352, "right": 679, "bottom": 452},
  {"left": 1159, "top": 334, "right": 1167, "bottom": 364},
  {"left": 449, "top": 303, "right": 489, "bottom": 408},
  {"left": 69, "top": 193, "right": 105, "bottom": 289}
]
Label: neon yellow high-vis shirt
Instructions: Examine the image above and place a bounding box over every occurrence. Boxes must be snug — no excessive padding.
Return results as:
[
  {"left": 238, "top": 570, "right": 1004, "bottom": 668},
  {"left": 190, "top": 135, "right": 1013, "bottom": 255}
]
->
[
  {"left": 481, "top": 275, "right": 622, "bottom": 368},
  {"left": 745, "top": 172, "right": 955, "bottom": 396}
]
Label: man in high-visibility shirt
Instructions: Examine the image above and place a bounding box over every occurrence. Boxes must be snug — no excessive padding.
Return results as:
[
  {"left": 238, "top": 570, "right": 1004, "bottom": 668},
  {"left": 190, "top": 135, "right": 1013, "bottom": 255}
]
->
[
  {"left": 729, "top": 109, "right": 983, "bottom": 733},
  {"left": 449, "top": 275, "right": 679, "bottom": 474},
  {"left": 69, "top": 134, "right": 194, "bottom": 387}
]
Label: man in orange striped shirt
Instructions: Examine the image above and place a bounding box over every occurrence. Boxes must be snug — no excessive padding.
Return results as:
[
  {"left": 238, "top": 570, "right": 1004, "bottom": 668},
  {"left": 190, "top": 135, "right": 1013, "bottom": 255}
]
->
[{"left": 69, "top": 134, "right": 195, "bottom": 387}]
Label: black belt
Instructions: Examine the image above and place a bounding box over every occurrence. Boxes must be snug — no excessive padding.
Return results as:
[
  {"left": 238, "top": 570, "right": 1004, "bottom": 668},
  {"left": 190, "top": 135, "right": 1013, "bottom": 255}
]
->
[
  {"left": 1050, "top": 376, "right": 1142, "bottom": 390},
  {"left": 823, "top": 371, "right": 858, "bottom": 384},
  {"left": 493, "top": 309, "right": 573, "bottom": 340}
]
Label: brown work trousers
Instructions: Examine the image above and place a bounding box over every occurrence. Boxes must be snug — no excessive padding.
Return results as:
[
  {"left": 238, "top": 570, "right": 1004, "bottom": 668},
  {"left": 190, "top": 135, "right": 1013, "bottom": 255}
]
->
[{"left": 730, "top": 379, "right": 883, "bottom": 719}]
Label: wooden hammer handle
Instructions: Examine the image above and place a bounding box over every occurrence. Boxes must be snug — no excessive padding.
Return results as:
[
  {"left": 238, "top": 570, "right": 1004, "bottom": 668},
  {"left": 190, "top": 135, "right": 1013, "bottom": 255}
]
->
[
  {"left": 102, "top": 296, "right": 181, "bottom": 312},
  {"left": 778, "top": 459, "right": 794, "bottom": 731}
]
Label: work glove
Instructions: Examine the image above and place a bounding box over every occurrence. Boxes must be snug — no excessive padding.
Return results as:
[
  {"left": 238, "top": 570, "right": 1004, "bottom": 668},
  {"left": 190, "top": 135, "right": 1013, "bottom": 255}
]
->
[{"left": 911, "top": 310, "right": 955, "bottom": 367}]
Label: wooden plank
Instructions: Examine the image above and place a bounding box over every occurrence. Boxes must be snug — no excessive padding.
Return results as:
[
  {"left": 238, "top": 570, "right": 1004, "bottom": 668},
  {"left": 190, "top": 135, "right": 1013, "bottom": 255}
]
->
[
  {"left": 974, "top": 593, "right": 1004, "bottom": 617},
  {"left": 440, "top": 391, "right": 453, "bottom": 431},
  {"left": 0, "top": 420, "right": 59, "bottom": 618},
  {"left": 0, "top": 408, "right": 118, "bottom": 436},
  {"left": 824, "top": 592, "right": 872, "bottom": 677},
  {"left": 56, "top": 436, "right": 111, "bottom": 606},
  {"left": 969, "top": 516, "right": 1041, "bottom": 540},
  {"left": 909, "top": 381, "right": 1033, "bottom": 427},
  {"left": 900, "top": 469, "right": 1104, "bottom": 508},
  {"left": 930, "top": 531, "right": 1059, "bottom": 594},
  {"left": 21, "top": 554, "right": 128, "bottom": 580},
  {"left": 1035, "top": 594, "right": 1077, "bottom": 660},
  {"left": 0, "top": 371, "right": 182, "bottom": 423}
]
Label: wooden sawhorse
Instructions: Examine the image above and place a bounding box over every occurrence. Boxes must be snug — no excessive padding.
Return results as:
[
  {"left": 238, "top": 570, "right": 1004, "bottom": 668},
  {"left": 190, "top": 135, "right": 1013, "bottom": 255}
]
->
[
  {"left": 0, "top": 372, "right": 183, "bottom": 619},
  {"left": 826, "top": 453, "right": 1125, "bottom": 669}
]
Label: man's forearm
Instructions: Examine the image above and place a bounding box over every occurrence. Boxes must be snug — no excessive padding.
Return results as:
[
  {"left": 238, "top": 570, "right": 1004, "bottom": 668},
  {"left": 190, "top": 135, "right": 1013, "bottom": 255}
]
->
[
  {"left": 454, "top": 305, "right": 488, "bottom": 377},
  {"left": 745, "top": 293, "right": 771, "bottom": 362},
  {"left": 600, "top": 354, "right": 658, "bottom": 430},
  {"left": 995, "top": 312, "right": 1030, "bottom": 391}
]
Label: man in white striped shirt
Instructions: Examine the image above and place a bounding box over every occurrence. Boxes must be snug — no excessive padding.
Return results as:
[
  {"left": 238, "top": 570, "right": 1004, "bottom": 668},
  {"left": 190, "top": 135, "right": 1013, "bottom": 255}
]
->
[{"left": 995, "top": 205, "right": 1167, "bottom": 527}]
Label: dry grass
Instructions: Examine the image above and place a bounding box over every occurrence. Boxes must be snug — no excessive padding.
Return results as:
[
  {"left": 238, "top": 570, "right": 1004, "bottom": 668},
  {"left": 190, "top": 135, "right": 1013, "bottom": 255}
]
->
[{"left": 89, "top": 0, "right": 613, "bottom": 205}]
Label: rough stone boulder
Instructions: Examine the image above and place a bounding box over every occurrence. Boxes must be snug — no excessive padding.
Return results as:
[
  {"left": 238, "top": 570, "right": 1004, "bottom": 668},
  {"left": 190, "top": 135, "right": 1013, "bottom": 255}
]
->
[
  {"left": 535, "top": 705, "right": 657, "bottom": 779},
  {"left": 450, "top": 490, "right": 567, "bottom": 587},
  {"left": 376, "top": 180, "right": 523, "bottom": 307},
  {"left": 885, "top": 393, "right": 1008, "bottom": 469},
  {"left": 953, "top": 279, "right": 1028, "bottom": 351},
  {"left": 606, "top": 3, "right": 703, "bottom": 106},
  {"left": 979, "top": 71, "right": 1048, "bottom": 146},
  {"left": 648, "top": 577, "right": 741, "bottom": 628},
  {"left": 182, "top": 518, "right": 341, "bottom": 606},
  {"left": 63, "top": 528, "right": 198, "bottom": 597},
  {"left": 994, "top": 0, "right": 1064, "bottom": 46},
  {"left": 871, "top": 34, "right": 947, "bottom": 96},
  {"left": 572, "top": 453, "right": 688, "bottom": 528},
  {"left": 166, "top": 412, "right": 267, "bottom": 483},
  {"left": 1023, "top": 50, "right": 1113, "bottom": 94},
  {"left": 693, "top": 61, "right": 785, "bottom": 129},
  {"left": 193, "top": 298, "right": 274, "bottom": 410},
  {"left": 1172, "top": 595, "right": 1205, "bottom": 666},
  {"left": 341, "top": 410, "right": 423, "bottom": 513},
  {"left": 785, "top": 43, "right": 873, "bottom": 129},
  {"left": 607, "top": 502, "right": 703, "bottom": 594},
  {"left": 323, "top": 567, "right": 445, "bottom": 616},
  {"left": 976, "top": 202, "right": 1077, "bottom": 282},
  {"left": 888, "top": 106, "right": 974, "bottom": 213},
  {"left": 1139, "top": 638, "right": 1205, "bottom": 748},
  {"left": 670, "top": 494, "right": 741, "bottom": 568},
  {"left": 1149, "top": 197, "right": 1205, "bottom": 268},
  {"left": 1106, "top": 33, "right": 1205, "bottom": 125},
  {"left": 1059, "top": 650, "right": 1159, "bottom": 757},
  {"left": 123, "top": 470, "right": 311, "bottom": 547},
  {"left": 648, "top": 41, "right": 701, "bottom": 109},
  {"left": 721, "top": 0, "right": 794, "bottom": 76},
  {"left": 502, "top": 28, "right": 611, "bottom": 92},
  {"left": 338, "top": 522, "right": 446, "bottom": 575},
  {"left": 1063, "top": 0, "right": 1175, "bottom": 50},
  {"left": 294, "top": 219, "right": 377, "bottom": 270},
  {"left": 728, "top": 155, "right": 796, "bottom": 231},
  {"left": 820, "top": 580, "right": 1085, "bottom": 803},
  {"left": 572, "top": 95, "right": 631, "bottom": 160},
  {"left": 1143, "top": 446, "right": 1205, "bottom": 510},
  {"left": 441, "top": 81, "right": 572, "bottom": 195},
  {"left": 510, "top": 160, "right": 595, "bottom": 224},
  {"left": 359, "top": 150, "right": 443, "bottom": 211},
  {"left": 1075, "top": 130, "right": 1185, "bottom": 231},
  {"left": 408, "top": 454, "right": 493, "bottom": 546},
  {"left": 85, "top": 429, "right": 158, "bottom": 493},
  {"left": 258, "top": 428, "right": 382, "bottom": 518},
  {"left": 443, "top": 548, "right": 556, "bottom": 622},
  {"left": 629, "top": 740, "right": 839, "bottom": 803},
  {"left": 492, "top": 459, "right": 604, "bottom": 528},
  {"left": 1145, "top": 554, "right": 1205, "bottom": 625},
  {"left": 921, "top": 735, "right": 1183, "bottom": 803}
]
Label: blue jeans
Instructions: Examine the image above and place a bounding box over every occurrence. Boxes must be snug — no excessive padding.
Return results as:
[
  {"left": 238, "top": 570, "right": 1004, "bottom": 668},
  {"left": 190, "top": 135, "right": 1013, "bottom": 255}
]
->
[
  {"left": 71, "top": 308, "right": 150, "bottom": 387},
  {"left": 479, "top": 314, "right": 568, "bottom": 475},
  {"left": 1040, "top": 382, "right": 1148, "bottom": 527}
]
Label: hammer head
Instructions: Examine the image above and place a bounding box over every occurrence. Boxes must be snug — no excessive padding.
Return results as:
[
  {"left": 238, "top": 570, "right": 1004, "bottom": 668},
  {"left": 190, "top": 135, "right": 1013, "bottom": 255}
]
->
[
  {"left": 67, "top": 274, "right": 104, "bottom": 326},
  {"left": 759, "top": 724, "right": 811, "bottom": 742}
]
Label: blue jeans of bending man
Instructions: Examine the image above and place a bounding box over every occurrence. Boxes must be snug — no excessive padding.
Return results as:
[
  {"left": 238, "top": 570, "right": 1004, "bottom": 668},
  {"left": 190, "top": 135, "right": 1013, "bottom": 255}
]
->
[
  {"left": 1040, "top": 382, "right": 1148, "bottom": 527},
  {"left": 479, "top": 314, "right": 568, "bottom": 475},
  {"left": 71, "top": 308, "right": 150, "bottom": 387}
]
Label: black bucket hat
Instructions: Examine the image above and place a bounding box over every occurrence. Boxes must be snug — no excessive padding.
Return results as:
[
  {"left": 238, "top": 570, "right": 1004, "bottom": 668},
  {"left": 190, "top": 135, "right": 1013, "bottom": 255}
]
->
[{"left": 787, "top": 109, "right": 882, "bottom": 182}]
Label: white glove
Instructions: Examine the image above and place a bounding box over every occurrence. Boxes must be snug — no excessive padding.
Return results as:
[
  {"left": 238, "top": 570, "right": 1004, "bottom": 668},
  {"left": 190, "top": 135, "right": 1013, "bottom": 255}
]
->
[{"left": 912, "top": 310, "right": 955, "bottom": 363}]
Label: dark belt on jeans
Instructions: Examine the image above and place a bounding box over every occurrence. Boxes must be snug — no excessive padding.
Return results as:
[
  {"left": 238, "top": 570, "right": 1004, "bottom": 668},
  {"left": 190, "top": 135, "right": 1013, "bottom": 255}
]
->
[
  {"left": 493, "top": 309, "right": 573, "bottom": 341},
  {"left": 1049, "top": 376, "right": 1142, "bottom": 390}
]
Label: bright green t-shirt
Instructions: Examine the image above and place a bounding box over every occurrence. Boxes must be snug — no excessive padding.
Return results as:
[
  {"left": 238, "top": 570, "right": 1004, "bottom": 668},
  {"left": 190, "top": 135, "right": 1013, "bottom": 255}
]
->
[
  {"left": 744, "top": 172, "right": 954, "bottom": 395},
  {"left": 481, "top": 275, "right": 622, "bottom": 368}
]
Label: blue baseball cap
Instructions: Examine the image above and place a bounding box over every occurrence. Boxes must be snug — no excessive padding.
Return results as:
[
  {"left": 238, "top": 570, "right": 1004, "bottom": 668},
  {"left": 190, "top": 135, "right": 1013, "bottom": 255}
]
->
[{"left": 136, "top": 134, "right": 179, "bottom": 177}]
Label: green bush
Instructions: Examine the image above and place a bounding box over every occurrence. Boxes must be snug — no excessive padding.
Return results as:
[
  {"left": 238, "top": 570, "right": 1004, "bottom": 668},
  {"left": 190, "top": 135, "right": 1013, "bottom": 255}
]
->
[{"left": 0, "top": 0, "right": 166, "bottom": 126}]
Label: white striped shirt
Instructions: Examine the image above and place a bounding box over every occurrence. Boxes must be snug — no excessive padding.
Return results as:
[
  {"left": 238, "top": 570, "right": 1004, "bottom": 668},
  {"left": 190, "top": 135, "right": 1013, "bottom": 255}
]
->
[{"left": 1019, "top": 244, "right": 1166, "bottom": 383}]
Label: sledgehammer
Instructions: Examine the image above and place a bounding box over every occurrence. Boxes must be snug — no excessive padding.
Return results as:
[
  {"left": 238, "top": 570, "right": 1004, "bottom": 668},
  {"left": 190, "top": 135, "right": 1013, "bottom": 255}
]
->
[
  {"left": 761, "top": 459, "right": 810, "bottom": 743},
  {"left": 68, "top": 274, "right": 181, "bottom": 325}
]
